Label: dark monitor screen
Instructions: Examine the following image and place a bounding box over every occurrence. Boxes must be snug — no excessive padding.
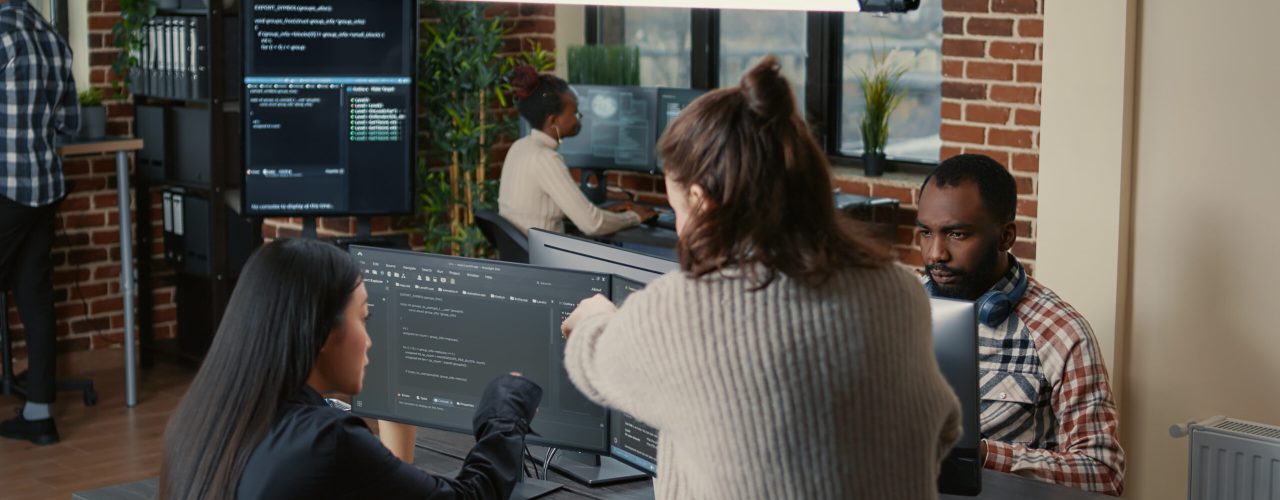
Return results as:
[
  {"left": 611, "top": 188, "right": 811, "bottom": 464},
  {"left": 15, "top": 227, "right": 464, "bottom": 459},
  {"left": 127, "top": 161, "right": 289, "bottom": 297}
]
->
[
  {"left": 655, "top": 88, "right": 707, "bottom": 169},
  {"left": 350, "top": 246, "right": 612, "bottom": 453},
  {"left": 606, "top": 276, "right": 660, "bottom": 476},
  {"left": 242, "top": 0, "right": 415, "bottom": 216},
  {"left": 527, "top": 228, "right": 678, "bottom": 283},
  {"left": 930, "top": 298, "right": 982, "bottom": 495}
]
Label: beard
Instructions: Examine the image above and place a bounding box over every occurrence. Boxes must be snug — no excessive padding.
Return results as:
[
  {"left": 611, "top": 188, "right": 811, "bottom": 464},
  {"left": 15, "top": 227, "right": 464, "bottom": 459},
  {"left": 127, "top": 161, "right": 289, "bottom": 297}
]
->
[{"left": 926, "top": 238, "right": 1002, "bottom": 301}]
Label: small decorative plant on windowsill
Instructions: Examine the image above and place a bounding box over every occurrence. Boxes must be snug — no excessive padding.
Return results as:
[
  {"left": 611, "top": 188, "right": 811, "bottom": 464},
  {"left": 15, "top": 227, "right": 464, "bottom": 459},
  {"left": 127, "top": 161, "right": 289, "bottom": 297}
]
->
[
  {"left": 77, "top": 87, "right": 106, "bottom": 139},
  {"left": 857, "top": 47, "right": 907, "bottom": 177}
]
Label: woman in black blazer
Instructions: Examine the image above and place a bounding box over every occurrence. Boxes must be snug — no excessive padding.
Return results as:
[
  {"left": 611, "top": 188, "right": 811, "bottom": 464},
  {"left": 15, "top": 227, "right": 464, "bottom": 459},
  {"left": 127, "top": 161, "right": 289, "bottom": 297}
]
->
[{"left": 159, "top": 238, "right": 542, "bottom": 499}]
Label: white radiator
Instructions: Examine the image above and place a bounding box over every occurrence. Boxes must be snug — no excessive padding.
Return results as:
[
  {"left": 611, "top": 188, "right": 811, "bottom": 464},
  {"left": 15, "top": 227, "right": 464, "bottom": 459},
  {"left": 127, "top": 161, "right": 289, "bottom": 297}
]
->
[{"left": 1172, "top": 416, "right": 1280, "bottom": 500}]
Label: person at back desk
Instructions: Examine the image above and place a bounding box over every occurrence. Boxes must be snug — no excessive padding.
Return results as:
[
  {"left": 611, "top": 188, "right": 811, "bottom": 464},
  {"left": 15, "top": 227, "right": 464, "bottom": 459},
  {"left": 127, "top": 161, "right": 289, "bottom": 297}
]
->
[{"left": 498, "top": 66, "right": 654, "bottom": 236}]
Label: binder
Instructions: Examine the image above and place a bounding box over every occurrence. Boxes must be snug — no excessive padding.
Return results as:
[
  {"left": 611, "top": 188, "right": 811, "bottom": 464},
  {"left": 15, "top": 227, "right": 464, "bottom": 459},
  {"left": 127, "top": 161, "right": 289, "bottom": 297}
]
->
[{"left": 190, "top": 17, "right": 207, "bottom": 100}]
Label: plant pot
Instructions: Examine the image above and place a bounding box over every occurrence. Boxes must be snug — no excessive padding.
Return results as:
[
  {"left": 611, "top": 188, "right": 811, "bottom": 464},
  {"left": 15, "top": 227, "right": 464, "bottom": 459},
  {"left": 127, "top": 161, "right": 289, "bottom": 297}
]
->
[
  {"left": 863, "top": 151, "right": 886, "bottom": 177},
  {"left": 80, "top": 106, "right": 107, "bottom": 139}
]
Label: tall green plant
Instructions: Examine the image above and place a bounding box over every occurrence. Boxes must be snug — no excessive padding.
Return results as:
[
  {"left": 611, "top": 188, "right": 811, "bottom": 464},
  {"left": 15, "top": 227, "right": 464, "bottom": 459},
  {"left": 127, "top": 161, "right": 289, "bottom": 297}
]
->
[
  {"left": 111, "top": 0, "right": 156, "bottom": 95},
  {"left": 567, "top": 45, "right": 640, "bottom": 85},
  {"left": 857, "top": 46, "right": 908, "bottom": 156},
  {"left": 418, "top": 0, "right": 554, "bottom": 256}
]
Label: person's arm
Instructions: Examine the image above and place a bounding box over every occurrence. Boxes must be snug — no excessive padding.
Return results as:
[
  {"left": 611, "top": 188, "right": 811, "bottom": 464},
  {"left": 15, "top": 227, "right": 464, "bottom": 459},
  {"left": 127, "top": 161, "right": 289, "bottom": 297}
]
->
[
  {"left": 342, "top": 375, "right": 542, "bottom": 500},
  {"left": 534, "top": 153, "right": 640, "bottom": 236},
  {"left": 562, "top": 285, "right": 676, "bottom": 429},
  {"left": 982, "top": 326, "right": 1126, "bottom": 495},
  {"left": 377, "top": 419, "right": 417, "bottom": 463},
  {"left": 53, "top": 47, "right": 79, "bottom": 137}
]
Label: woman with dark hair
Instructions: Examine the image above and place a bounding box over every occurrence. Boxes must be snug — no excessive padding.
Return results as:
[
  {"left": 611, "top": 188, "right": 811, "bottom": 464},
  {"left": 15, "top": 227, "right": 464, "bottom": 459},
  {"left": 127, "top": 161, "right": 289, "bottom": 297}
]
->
[
  {"left": 160, "top": 238, "right": 542, "bottom": 499},
  {"left": 560, "top": 57, "right": 962, "bottom": 499},
  {"left": 497, "top": 67, "right": 653, "bottom": 236}
]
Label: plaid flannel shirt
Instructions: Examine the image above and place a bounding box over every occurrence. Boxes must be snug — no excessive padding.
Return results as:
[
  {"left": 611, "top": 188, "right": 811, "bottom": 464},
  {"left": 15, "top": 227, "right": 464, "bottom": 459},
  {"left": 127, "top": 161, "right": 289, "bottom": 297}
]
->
[
  {"left": 0, "top": 0, "right": 78, "bottom": 207},
  {"left": 976, "top": 260, "right": 1126, "bottom": 495}
]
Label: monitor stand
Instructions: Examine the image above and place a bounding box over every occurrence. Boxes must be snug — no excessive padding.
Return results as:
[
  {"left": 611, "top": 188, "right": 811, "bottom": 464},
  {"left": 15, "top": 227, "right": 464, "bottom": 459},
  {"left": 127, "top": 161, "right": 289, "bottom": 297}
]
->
[
  {"left": 550, "top": 452, "right": 649, "bottom": 486},
  {"left": 579, "top": 168, "right": 609, "bottom": 205},
  {"left": 510, "top": 477, "right": 562, "bottom": 500},
  {"left": 527, "top": 445, "right": 647, "bottom": 486}
]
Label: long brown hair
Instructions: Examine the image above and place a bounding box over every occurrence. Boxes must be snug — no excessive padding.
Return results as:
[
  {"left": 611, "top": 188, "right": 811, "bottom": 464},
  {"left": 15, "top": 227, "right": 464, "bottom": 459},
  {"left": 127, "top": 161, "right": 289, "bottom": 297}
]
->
[
  {"left": 159, "top": 239, "right": 362, "bottom": 499},
  {"left": 658, "top": 56, "right": 892, "bottom": 288}
]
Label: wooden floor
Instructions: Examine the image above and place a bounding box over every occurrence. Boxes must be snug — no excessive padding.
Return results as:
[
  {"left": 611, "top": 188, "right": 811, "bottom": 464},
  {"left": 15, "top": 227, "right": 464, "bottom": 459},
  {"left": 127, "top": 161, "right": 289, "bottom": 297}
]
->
[{"left": 0, "top": 360, "right": 196, "bottom": 499}]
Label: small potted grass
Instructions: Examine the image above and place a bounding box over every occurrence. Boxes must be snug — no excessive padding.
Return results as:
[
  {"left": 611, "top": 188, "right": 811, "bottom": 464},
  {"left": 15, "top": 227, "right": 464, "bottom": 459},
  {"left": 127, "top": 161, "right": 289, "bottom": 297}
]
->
[
  {"left": 857, "top": 47, "right": 907, "bottom": 177},
  {"left": 78, "top": 87, "right": 106, "bottom": 139}
]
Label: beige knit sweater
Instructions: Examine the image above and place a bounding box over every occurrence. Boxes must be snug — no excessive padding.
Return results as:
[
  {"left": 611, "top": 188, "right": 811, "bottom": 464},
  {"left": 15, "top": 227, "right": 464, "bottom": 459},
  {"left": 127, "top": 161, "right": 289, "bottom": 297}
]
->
[
  {"left": 565, "top": 264, "right": 962, "bottom": 499},
  {"left": 497, "top": 130, "right": 640, "bottom": 236}
]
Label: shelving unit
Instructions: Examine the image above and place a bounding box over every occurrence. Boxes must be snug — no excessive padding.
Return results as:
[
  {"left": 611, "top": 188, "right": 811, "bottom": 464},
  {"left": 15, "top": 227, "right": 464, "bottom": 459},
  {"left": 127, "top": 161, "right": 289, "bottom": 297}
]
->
[{"left": 132, "top": 2, "right": 260, "bottom": 362}]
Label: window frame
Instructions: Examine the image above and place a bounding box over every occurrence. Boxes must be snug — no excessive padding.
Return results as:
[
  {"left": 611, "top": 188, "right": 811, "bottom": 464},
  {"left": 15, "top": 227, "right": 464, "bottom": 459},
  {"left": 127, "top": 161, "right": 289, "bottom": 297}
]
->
[{"left": 587, "top": 9, "right": 940, "bottom": 173}]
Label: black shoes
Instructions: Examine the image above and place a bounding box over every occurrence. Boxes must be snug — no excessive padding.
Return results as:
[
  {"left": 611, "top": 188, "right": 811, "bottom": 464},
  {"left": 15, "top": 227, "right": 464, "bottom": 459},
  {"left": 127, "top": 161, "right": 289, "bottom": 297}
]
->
[{"left": 0, "top": 413, "right": 59, "bottom": 445}]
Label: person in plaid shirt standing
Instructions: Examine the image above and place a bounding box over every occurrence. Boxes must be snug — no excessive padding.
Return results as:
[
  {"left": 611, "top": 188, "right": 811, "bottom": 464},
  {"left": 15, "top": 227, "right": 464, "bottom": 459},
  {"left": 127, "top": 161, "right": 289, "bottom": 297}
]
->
[
  {"left": 0, "top": 0, "right": 79, "bottom": 445},
  {"left": 916, "top": 154, "right": 1125, "bottom": 495}
]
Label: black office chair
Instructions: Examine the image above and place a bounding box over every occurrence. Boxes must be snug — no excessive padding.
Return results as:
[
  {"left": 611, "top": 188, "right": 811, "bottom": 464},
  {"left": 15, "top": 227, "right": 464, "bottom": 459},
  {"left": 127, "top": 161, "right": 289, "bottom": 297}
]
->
[
  {"left": 1, "top": 293, "right": 99, "bottom": 406},
  {"left": 473, "top": 210, "right": 529, "bottom": 264}
]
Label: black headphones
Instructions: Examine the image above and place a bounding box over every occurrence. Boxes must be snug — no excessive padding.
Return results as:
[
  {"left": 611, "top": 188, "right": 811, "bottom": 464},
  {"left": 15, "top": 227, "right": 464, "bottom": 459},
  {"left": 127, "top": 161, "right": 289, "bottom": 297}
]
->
[{"left": 925, "top": 258, "right": 1029, "bottom": 328}]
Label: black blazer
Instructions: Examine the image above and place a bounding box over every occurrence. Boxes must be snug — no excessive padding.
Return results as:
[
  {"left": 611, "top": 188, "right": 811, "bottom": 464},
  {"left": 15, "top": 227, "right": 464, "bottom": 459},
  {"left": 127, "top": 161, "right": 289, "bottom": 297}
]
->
[{"left": 237, "top": 375, "right": 542, "bottom": 499}]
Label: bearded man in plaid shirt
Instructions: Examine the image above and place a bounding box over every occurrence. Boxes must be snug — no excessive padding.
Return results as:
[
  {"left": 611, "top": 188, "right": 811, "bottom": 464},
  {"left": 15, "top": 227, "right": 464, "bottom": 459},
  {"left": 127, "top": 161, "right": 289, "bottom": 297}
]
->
[
  {"left": 916, "top": 154, "right": 1125, "bottom": 495},
  {"left": 0, "top": 0, "right": 79, "bottom": 445}
]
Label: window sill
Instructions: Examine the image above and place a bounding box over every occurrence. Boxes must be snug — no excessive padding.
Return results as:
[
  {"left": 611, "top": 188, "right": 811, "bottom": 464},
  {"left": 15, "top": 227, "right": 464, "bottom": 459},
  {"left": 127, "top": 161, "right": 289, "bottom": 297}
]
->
[{"left": 830, "top": 167, "right": 929, "bottom": 192}]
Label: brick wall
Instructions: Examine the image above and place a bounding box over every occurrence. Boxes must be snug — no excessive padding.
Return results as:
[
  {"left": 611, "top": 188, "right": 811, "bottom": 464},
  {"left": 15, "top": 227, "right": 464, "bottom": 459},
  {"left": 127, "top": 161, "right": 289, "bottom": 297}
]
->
[
  {"left": 4, "top": 0, "right": 180, "bottom": 368},
  {"left": 260, "top": 3, "right": 556, "bottom": 242}
]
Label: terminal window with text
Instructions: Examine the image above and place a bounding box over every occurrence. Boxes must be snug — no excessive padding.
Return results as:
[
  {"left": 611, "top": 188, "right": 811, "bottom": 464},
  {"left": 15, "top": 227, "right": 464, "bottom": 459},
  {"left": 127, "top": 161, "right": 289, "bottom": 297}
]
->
[
  {"left": 351, "top": 246, "right": 614, "bottom": 453},
  {"left": 242, "top": 0, "right": 415, "bottom": 215}
]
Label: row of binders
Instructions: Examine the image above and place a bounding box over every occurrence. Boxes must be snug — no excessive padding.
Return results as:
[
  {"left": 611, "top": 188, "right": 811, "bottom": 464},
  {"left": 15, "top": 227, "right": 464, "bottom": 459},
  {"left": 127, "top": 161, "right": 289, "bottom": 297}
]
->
[{"left": 129, "top": 16, "right": 208, "bottom": 101}]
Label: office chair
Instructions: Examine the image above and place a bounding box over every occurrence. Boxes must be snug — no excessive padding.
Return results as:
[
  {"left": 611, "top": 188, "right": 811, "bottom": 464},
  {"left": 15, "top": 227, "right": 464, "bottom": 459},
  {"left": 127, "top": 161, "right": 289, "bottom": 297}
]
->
[
  {"left": 1, "top": 293, "right": 99, "bottom": 406},
  {"left": 473, "top": 210, "right": 529, "bottom": 264}
]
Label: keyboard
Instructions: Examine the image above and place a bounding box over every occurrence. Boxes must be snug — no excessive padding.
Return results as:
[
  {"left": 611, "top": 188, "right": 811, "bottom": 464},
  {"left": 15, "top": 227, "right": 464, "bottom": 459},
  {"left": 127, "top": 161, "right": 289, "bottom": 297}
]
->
[{"left": 651, "top": 211, "right": 677, "bottom": 230}]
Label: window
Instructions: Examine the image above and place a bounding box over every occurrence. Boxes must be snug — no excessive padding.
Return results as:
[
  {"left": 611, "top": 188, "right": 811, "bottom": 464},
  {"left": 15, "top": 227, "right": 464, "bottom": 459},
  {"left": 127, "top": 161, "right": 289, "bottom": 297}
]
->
[
  {"left": 598, "top": 7, "right": 692, "bottom": 88},
  {"left": 588, "top": 7, "right": 945, "bottom": 166},
  {"left": 718, "top": 10, "right": 807, "bottom": 110},
  {"left": 839, "top": 5, "right": 944, "bottom": 162}
]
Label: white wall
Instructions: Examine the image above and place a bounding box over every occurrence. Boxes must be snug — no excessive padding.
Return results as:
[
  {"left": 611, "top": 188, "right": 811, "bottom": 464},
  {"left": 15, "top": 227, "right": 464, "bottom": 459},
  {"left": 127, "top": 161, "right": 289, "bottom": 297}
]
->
[
  {"left": 67, "top": 0, "right": 89, "bottom": 90},
  {"left": 1123, "top": 1, "right": 1280, "bottom": 498},
  {"left": 554, "top": 5, "right": 584, "bottom": 79},
  {"left": 1041, "top": 1, "right": 1280, "bottom": 499}
]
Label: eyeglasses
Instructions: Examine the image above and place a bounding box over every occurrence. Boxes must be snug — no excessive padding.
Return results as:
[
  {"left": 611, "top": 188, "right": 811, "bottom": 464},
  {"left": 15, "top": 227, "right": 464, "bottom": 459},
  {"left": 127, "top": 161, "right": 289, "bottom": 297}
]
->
[{"left": 574, "top": 111, "right": 583, "bottom": 120}]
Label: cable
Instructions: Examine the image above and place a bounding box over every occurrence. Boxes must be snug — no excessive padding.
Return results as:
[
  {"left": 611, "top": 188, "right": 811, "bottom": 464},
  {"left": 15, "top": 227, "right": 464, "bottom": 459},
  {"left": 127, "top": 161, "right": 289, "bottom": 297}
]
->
[
  {"left": 54, "top": 212, "right": 108, "bottom": 341},
  {"left": 413, "top": 442, "right": 467, "bottom": 462},
  {"left": 542, "top": 447, "right": 559, "bottom": 481},
  {"left": 522, "top": 445, "right": 537, "bottom": 479}
]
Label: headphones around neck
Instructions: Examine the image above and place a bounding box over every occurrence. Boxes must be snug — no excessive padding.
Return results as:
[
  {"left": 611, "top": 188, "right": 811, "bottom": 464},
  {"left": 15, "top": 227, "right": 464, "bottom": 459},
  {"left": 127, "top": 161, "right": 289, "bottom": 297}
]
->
[{"left": 925, "top": 259, "right": 1029, "bottom": 328}]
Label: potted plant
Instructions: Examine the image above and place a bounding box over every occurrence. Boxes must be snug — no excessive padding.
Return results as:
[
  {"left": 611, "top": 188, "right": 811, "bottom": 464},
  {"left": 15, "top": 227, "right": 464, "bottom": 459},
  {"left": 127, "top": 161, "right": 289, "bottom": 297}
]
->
[
  {"left": 567, "top": 44, "right": 640, "bottom": 85},
  {"left": 111, "top": 0, "right": 156, "bottom": 95},
  {"left": 856, "top": 48, "right": 907, "bottom": 177},
  {"left": 78, "top": 88, "right": 106, "bottom": 139},
  {"left": 418, "top": 0, "right": 555, "bottom": 257}
]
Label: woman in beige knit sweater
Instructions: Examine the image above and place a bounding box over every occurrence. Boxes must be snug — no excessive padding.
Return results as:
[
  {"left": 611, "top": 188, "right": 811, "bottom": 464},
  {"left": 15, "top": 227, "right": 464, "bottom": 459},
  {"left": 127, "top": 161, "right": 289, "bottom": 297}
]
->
[
  {"left": 497, "top": 67, "right": 653, "bottom": 236},
  {"left": 560, "top": 57, "right": 962, "bottom": 499}
]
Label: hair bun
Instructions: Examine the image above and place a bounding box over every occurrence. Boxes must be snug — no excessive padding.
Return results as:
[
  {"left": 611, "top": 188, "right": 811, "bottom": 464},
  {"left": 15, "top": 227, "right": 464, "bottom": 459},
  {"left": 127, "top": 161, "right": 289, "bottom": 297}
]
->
[
  {"left": 511, "top": 65, "right": 540, "bottom": 100},
  {"left": 739, "top": 56, "right": 795, "bottom": 121}
]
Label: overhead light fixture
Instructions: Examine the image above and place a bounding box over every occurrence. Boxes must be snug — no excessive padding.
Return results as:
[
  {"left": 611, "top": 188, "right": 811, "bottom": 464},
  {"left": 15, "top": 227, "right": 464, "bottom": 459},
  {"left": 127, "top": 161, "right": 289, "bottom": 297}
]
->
[{"left": 454, "top": 0, "right": 862, "bottom": 12}]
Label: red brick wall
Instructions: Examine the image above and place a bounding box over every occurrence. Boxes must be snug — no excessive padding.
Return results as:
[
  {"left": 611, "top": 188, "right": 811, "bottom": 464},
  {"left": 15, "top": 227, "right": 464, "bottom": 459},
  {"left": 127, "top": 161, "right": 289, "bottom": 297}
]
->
[{"left": 260, "top": 3, "right": 556, "bottom": 242}]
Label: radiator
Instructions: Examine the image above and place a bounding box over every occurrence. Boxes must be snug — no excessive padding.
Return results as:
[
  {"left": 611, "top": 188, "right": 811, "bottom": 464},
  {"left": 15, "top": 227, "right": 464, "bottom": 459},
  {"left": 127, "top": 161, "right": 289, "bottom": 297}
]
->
[{"left": 1172, "top": 416, "right": 1280, "bottom": 500}]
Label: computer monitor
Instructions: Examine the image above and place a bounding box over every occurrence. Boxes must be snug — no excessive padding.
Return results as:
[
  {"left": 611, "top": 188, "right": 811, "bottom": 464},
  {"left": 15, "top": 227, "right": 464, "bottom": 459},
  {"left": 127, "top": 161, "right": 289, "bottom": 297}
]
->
[
  {"left": 528, "top": 231, "right": 674, "bottom": 477},
  {"left": 606, "top": 275, "right": 660, "bottom": 476},
  {"left": 528, "top": 228, "right": 679, "bottom": 283},
  {"left": 241, "top": 0, "right": 416, "bottom": 216},
  {"left": 930, "top": 298, "right": 982, "bottom": 496},
  {"left": 655, "top": 88, "right": 707, "bottom": 170},
  {"left": 349, "top": 245, "right": 613, "bottom": 453}
]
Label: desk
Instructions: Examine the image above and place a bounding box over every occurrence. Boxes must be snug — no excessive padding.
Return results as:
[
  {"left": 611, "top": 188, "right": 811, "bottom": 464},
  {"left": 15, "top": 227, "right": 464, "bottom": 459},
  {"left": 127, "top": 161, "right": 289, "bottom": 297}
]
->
[
  {"left": 74, "top": 425, "right": 1112, "bottom": 500},
  {"left": 57, "top": 137, "right": 144, "bottom": 408}
]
